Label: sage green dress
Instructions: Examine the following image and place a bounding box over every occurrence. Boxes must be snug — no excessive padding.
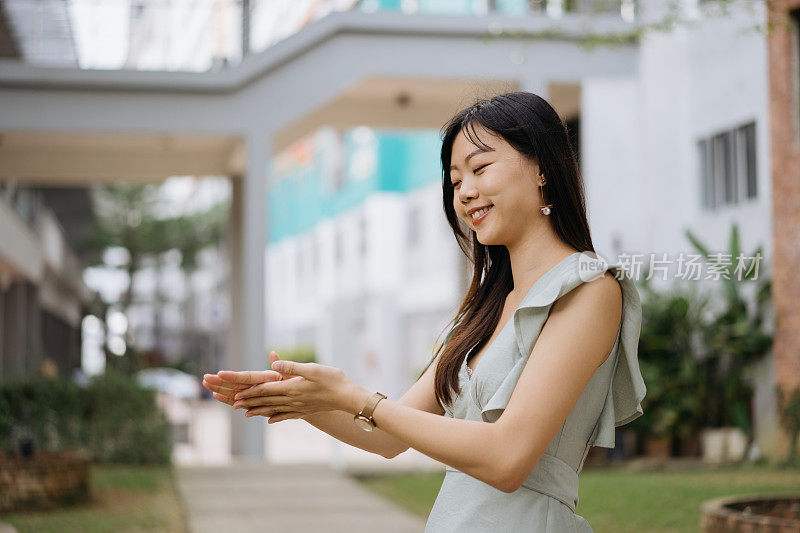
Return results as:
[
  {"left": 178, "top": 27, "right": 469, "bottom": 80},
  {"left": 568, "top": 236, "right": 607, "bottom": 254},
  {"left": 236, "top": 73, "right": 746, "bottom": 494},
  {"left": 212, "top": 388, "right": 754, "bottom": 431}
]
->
[{"left": 425, "top": 252, "right": 647, "bottom": 532}]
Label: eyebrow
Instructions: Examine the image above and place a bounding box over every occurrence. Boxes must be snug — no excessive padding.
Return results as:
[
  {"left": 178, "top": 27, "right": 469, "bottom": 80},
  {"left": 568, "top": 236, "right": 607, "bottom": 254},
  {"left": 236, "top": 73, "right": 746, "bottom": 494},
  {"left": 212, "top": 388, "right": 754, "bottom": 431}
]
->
[{"left": 449, "top": 147, "right": 495, "bottom": 172}]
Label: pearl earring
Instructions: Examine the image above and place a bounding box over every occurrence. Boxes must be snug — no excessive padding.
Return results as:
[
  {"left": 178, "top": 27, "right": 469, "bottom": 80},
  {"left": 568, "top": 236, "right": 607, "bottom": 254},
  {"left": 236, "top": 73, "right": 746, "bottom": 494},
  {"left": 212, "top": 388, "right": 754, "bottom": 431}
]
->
[{"left": 538, "top": 174, "right": 553, "bottom": 216}]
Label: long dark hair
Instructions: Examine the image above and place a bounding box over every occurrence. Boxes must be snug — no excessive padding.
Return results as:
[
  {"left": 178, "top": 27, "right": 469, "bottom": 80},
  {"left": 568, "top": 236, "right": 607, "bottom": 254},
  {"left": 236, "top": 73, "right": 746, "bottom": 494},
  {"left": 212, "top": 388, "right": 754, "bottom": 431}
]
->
[{"left": 428, "top": 91, "right": 595, "bottom": 408}]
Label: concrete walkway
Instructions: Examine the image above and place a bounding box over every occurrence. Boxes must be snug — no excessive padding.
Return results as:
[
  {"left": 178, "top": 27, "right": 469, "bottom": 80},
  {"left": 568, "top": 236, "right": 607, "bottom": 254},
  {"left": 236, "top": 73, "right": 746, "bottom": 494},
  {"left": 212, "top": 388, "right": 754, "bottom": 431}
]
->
[{"left": 175, "top": 461, "right": 426, "bottom": 533}]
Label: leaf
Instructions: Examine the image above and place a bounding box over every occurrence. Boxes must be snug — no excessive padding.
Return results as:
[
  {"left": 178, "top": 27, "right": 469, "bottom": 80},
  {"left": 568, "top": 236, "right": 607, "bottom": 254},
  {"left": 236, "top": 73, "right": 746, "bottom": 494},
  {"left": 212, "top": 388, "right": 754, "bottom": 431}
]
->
[{"left": 684, "top": 228, "right": 711, "bottom": 259}]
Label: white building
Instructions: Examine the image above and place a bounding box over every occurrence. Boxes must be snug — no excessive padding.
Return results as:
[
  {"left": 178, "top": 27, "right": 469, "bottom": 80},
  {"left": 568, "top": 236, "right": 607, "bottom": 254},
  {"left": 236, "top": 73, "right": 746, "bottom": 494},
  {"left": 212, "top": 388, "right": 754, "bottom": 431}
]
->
[{"left": 266, "top": 128, "right": 466, "bottom": 402}]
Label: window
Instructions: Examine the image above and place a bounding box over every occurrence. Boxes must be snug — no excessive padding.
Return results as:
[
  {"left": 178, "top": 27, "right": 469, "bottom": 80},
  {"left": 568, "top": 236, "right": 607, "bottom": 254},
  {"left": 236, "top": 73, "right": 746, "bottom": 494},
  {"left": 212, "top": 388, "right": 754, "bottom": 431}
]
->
[
  {"left": 171, "top": 423, "right": 189, "bottom": 444},
  {"left": 310, "top": 237, "right": 318, "bottom": 275},
  {"left": 698, "top": 122, "right": 757, "bottom": 209},
  {"left": 407, "top": 205, "right": 422, "bottom": 248},
  {"left": 360, "top": 216, "right": 368, "bottom": 257},
  {"left": 335, "top": 227, "right": 344, "bottom": 265},
  {"left": 296, "top": 244, "right": 304, "bottom": 281}
]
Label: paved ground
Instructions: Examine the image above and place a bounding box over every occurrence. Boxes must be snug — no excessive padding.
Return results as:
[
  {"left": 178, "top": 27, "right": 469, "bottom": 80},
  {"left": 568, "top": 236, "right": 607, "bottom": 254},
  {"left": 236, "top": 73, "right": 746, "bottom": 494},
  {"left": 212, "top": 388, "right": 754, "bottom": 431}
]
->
[{"left": 175, "top": 461, "right": 427, "bottom": 533}]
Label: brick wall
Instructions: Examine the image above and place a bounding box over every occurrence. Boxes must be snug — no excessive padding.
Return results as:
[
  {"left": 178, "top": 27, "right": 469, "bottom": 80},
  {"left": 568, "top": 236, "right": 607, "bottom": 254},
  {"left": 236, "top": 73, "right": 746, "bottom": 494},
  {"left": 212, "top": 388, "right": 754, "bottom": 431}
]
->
[
  {"left": 768, "top": 0, "right": 800, "bottom": 392},
  {"left": 0, "top": 451, "right": 89, "bottom": 512}
]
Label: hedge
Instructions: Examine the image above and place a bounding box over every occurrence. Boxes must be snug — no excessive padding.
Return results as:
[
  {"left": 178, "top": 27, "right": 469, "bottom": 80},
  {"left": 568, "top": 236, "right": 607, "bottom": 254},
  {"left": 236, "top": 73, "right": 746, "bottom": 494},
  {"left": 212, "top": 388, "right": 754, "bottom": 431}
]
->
[{"left": 0, "top": 372, "right": 171, "bottom": 464}]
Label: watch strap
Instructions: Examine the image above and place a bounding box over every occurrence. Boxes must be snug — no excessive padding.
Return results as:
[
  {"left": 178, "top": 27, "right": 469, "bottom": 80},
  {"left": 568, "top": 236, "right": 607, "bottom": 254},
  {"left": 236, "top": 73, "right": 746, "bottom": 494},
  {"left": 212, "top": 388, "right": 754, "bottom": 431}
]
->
[{"left": 358, "top": 392, "right": 387, "bottom": 424}]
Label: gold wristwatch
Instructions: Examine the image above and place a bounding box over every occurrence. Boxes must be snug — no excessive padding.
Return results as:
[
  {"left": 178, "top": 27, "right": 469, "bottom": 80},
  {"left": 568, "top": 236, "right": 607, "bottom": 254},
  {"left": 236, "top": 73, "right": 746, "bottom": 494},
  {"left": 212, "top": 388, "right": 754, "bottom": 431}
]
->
[{"left": 354, "top": 392, "right": 387, "bottom": 432}]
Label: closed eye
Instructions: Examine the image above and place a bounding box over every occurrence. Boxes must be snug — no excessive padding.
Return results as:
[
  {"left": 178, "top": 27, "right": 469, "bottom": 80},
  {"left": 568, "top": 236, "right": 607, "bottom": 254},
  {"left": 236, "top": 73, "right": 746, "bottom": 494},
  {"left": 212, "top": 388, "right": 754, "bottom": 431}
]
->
[{"left": 473, "top": 163, "right": 489, "bottom": 174}]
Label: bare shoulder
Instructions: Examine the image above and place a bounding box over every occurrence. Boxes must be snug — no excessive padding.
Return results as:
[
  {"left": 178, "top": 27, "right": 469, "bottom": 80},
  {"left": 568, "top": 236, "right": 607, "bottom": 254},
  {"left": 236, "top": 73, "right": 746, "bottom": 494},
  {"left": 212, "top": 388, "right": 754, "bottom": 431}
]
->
[
  {"left": 548, "top": 271, "right": 623, "bottom": 365},
  {"left": 553, "top": 271, "right": 621, "bottom": 315}
]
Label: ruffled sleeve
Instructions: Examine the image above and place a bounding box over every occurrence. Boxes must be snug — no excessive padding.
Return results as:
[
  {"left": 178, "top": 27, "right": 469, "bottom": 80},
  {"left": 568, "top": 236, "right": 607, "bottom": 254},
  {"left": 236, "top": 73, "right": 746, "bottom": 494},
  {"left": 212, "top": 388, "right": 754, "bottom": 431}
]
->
[
  {"left": 479, "top": 254, "right": 647, "bottom": 449},
  {"left": 586, "top": 264, "right": 646, "bottom": 448}
]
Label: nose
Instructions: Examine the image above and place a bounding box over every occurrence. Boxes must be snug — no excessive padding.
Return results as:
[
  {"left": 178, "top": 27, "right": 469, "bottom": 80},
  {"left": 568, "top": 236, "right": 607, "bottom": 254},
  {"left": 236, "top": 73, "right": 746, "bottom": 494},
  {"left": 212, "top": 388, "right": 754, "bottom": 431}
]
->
[{"left": 458, "top": 180, "right": 479, "bottom": 203}]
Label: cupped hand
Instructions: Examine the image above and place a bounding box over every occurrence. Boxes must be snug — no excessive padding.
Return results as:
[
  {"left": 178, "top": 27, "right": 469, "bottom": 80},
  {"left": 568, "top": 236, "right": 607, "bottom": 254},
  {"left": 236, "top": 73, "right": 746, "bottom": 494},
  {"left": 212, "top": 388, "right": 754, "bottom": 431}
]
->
[
  {"left": 230, "top": 355, "right": 367, "bottom": 424},
  {"left": 201, "top": 351, "right": 287, "bottom": 406}
]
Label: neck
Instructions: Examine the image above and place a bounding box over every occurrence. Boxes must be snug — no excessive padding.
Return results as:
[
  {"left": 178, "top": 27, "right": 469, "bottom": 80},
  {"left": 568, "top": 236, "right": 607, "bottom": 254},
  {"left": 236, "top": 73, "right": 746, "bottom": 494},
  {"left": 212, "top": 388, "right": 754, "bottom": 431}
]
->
[{"left": 505, "top": 223, "right": 578, "bottom": 299}]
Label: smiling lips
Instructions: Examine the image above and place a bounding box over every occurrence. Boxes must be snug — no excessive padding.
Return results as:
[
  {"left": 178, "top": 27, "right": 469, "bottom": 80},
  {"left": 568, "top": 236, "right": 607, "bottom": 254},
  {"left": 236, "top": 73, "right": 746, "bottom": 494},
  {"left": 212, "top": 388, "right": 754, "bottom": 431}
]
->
[{"left": 471, "top": 205, "right": 493, "bottom": 225}]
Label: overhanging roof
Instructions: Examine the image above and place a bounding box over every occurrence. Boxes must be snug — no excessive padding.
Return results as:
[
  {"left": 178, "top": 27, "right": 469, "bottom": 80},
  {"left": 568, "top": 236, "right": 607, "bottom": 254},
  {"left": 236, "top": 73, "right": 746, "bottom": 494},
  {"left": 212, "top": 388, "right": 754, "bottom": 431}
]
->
[{"left": 0, "top": 10, "right": 639, "bottom": 93}]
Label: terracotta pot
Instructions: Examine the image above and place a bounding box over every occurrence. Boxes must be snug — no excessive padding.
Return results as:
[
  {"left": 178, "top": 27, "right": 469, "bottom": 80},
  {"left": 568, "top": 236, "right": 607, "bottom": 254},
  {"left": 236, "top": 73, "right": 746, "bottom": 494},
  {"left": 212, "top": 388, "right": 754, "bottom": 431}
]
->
[
  {"left": 679, "top": 434, "right": 701, "bottom": 457},
  {"left": 644, "top": 435, "right": 671, "bottom": 458}
]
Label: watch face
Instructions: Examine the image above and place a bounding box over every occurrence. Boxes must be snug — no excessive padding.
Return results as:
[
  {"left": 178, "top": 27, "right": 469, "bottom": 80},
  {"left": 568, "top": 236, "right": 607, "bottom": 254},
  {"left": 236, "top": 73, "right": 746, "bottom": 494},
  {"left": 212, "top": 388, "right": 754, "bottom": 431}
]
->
[{"left": 354, "top": 415, "right": 374, "bottom": 432}]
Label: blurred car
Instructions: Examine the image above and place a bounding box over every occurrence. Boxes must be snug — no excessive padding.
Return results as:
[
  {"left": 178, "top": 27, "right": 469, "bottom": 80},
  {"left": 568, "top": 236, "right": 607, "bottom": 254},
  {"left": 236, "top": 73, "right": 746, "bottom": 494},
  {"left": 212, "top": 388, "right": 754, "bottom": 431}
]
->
[{"left": 136, "top": 367, "right": 202, "bottom": 399}]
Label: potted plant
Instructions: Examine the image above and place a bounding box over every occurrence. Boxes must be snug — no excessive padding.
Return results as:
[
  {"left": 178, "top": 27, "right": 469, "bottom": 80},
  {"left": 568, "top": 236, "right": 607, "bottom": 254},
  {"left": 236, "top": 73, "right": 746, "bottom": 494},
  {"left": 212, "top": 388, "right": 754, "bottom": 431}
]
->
[
  {"left": 685, "top": 224, "right": 772, "bottom": 464},
  {"left": 631, "top": 277, "right": 708, "bottom": 458},
  {"left": 776, "top": 384, "right": 800, "bottom": 467}
]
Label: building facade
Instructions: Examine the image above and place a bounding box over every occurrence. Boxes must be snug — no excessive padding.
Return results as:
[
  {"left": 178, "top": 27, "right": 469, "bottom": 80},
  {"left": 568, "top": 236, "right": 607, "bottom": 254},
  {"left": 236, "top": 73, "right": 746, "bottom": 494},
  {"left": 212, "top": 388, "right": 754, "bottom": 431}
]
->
[
  {"left": 0, "top": 183, "right": 95, "bottom": 380},
  {"left": 266, "top": 128, "right": 465, "bottom": 400}
]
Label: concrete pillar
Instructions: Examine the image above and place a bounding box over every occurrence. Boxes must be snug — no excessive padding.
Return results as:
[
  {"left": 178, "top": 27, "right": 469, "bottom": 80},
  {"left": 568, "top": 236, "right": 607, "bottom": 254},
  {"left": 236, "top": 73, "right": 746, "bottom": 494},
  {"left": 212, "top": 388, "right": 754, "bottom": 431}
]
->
[
  {"left": 228, "top": 130, "right": 270, "bottom": 458},
  {"left": 5, "top": 282, "right": 27, "bottom": 379},
  {"left": 26, "top": 283, "right": 42, "bottom": 376}
]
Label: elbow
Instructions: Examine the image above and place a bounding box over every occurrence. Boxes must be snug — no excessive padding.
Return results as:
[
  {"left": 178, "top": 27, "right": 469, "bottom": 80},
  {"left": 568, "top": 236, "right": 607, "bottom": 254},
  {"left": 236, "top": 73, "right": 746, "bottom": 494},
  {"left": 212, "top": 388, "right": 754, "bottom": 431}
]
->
[
  {"left": 380, "top": 444, "right": 409, "bottom": 459},
  {"left": 490, "top": 451, "right": 534, "bottom": 493},
  {"left": 493, "top": 473, "right": 524, "bottom": 494}
]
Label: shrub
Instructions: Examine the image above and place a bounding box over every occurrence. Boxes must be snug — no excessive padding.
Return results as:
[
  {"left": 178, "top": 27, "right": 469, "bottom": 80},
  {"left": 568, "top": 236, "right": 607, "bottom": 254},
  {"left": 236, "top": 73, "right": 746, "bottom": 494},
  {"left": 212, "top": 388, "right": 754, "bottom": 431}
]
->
[
  {"left": 777, "top": 384, "right": 800, "bottom": 466},
  {"left": 630, "top": 280, "right": 708, "bottom": 441},
  {"left": 0, "top": 371, "right": 171, "bottom": 464}
]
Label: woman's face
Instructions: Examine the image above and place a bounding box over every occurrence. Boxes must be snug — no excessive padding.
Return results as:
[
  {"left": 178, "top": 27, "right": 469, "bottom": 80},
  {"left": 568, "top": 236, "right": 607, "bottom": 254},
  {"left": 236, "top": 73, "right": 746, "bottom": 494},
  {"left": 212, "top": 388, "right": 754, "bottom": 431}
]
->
[{"left": 449, "top": 124, "right": 543, "bottom": 247}]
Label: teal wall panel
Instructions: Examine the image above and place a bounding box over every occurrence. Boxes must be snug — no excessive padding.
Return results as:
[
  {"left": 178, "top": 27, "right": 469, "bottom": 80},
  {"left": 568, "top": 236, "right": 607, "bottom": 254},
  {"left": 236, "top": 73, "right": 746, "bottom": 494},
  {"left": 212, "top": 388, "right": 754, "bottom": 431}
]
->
[{"left": 267, "top": 128, "right": 442, "bottom": 243}]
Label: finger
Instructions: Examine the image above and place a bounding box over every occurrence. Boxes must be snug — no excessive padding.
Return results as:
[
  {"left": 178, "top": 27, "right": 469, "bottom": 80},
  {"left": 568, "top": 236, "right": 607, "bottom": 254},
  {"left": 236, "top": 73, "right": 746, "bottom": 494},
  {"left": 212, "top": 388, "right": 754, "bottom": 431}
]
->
[
  {"left": 212, "top": 392, "right": 236, "bottom": 406},
  {"left": 202, "top": 380, "right": 239, "bottom": 396},
  {"left": 267, "top": 412, "right": 305, "bottom": 424},
  {"left": 234, "top": 376, "right": 303, "bottom": 400},
  {"left": 234, "top": 377, "right": 299, "bottom": 400},
  {"left": 269, "top": 351, "right": 292, "bottom": 381},
  {"left": 217, "top": 370, "right": 280, "bottom": 388},
  {"left": 233, "top": 395, "right": 295, "bottom": 410},
  {"left": 203, "top": 379, "right": 234, "bottom": 396},
  {"left": 272, "top": 360, "right": 316, "bottom": 378},
  {"left": 203, "top": 374, "right": 251, "bottom": 390},
  {"left": 217, "top": 370, "right": 283, "bottom": 385},
  {"left": 244, "top": 406, "right": 289, "bottom": 418}
]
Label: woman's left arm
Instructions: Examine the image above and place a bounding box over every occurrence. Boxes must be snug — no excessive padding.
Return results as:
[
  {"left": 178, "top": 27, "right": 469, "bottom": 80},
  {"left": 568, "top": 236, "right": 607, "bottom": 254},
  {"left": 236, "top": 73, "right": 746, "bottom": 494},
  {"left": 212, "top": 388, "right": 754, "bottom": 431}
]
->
[{"left": 236, "top": 273, "right": 622, "bottom": 493}]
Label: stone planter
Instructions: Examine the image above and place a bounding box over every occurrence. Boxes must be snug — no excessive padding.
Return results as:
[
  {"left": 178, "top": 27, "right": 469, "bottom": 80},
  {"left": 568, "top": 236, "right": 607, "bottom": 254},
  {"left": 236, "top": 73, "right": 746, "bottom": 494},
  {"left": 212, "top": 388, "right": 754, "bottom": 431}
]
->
[
  {"left": 701, "top": 427, "right": 748, "bottom": 464},
  {"left": 701, "top": 495, "right": 800, "bottom": 532},
  {"left": 0, "top": 451, "right": 90, "bottom": 512}
]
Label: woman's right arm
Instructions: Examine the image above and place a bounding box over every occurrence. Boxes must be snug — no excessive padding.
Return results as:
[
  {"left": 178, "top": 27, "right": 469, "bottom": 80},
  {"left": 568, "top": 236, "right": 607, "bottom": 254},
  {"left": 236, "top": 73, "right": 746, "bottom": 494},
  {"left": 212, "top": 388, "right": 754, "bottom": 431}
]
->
[{"left": 302, "top": 358, "right": 444, "bottom": 459}]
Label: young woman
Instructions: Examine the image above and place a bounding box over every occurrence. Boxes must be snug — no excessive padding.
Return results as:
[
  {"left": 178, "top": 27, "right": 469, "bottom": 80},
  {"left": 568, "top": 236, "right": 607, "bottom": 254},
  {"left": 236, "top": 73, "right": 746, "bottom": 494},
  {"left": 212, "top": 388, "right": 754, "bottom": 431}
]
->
[{"left": 203, "top": 91, "right": 646, "bottom": 532}]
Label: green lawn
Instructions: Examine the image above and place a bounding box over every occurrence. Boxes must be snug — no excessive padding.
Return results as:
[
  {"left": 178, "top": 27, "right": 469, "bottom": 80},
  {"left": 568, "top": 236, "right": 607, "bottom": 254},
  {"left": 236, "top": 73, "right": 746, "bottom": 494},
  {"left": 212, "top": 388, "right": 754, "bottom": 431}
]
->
[
  {"left": 355, "top": 462, "right": 800, "bottom": 533},
  {"left": 1, "top": 465, "right": 186, "bottom": 533}
]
